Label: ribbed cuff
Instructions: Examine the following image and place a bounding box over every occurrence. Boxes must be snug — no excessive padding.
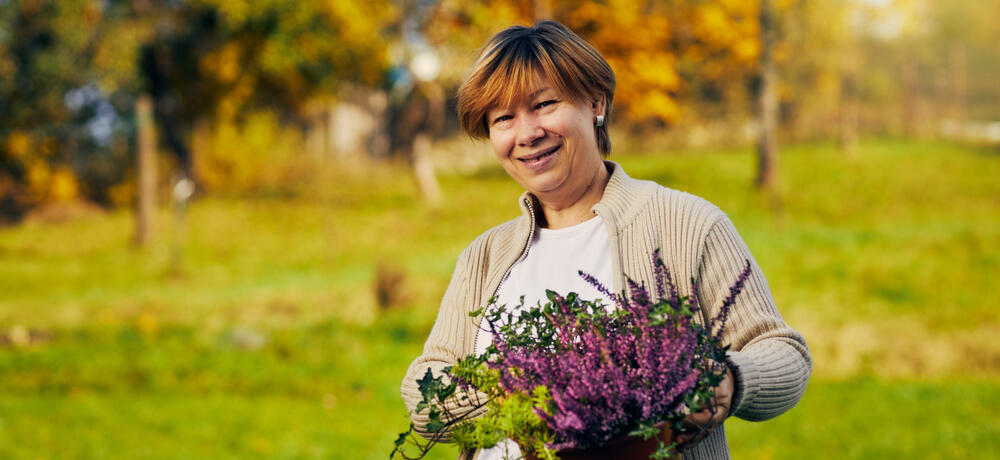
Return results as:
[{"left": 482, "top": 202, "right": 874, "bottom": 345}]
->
[{"left": 725, "top": 350, "right": 761, "bottom": 418}]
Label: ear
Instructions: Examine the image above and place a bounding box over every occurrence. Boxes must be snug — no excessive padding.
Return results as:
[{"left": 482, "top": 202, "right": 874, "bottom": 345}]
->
[{"left": 591, "top": 95, "right": 607, "bottom": 117}]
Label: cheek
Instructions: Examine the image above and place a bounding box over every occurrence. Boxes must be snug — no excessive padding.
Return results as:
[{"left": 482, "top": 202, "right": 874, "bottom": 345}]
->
[{"left": 489, "top": 131, "right": 513, "bottom": 160}]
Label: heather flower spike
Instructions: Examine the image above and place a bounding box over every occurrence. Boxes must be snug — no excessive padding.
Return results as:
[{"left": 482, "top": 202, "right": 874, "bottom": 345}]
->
[{"left": 393, "top": 251, "right": 753, "bottom": 460}]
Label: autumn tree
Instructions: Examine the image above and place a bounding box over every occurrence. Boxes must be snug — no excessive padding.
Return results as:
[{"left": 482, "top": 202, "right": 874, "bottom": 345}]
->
[
  {"left": 0, "top": 0, "right": 141, "bottom": 221},
  {"left": 0, "top": 0, "right": 396, "bottom": 220}
]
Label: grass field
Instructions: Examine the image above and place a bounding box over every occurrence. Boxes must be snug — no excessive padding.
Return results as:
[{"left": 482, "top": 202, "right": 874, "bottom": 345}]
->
[{"left": 0, "top": 138, "right": 997, "bottom": 459}]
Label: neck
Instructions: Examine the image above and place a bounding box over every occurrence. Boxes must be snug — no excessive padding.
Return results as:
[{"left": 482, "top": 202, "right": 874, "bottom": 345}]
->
[{"left": 535, "top": 162, "right": 610, "bottom": 229}]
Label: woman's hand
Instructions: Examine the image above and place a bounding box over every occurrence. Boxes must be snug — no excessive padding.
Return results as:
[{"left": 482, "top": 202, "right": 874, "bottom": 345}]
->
[{"left": 675, "top": 365, "right": 735, "bottom": 451}]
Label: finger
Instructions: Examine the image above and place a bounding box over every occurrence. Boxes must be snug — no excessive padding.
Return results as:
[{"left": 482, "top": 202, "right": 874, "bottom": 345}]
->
[
  {"left": 674, "top": 432, "right": 693, "bottom": 445},
  {"left": 711, "top": 406, "right": 730, "bottom": 426},
  {"left": 684, "top": 408, "right": 714, "bottom": 427}
]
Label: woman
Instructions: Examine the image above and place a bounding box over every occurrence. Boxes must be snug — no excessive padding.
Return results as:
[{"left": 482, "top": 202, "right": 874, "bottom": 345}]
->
[{"left": 401, "top": 20, "right": 811, "bottom": 460}]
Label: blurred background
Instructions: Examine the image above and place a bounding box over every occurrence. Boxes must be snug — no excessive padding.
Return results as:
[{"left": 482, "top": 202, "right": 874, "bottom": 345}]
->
[{"left": 0, "top": 0, "right": 998, "bottom": 458}]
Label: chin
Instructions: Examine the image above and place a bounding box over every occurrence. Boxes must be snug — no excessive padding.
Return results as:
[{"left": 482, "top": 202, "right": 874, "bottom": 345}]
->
[{"left": 523, "top": 172, "right": 567, "bottom": 195}]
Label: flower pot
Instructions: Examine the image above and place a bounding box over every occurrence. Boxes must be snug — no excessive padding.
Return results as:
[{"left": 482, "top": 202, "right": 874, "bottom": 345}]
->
[{"left": 524, "top": 425, "right": 677, "bottom": 460}]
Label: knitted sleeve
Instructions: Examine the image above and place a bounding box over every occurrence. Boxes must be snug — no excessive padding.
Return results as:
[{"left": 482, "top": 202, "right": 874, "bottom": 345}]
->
[
  {"left": 400, "top": 249, "right": 491, "bottom": 441},
  {"left": 695, "top": 214, "right": 812, "bottom": 422}
]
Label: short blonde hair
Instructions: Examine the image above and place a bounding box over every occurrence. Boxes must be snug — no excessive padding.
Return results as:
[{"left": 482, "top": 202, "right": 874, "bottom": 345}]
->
[{"left": 457, "top": 21, "right": 616, "bottom": 156}]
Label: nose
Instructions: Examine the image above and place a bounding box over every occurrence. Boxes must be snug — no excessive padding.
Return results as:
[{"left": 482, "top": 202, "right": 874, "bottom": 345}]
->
[{"left": 515, "top": 113, "right": 545, "bottom": 147}]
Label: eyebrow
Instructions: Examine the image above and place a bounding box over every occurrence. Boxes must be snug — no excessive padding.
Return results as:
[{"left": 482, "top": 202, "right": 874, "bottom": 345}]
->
[
  {"left": 529, "top": 87, "right": 552, "bottom": 98},
  {"left": 488, "top": 86, "right": 554, "bottom": 120}
]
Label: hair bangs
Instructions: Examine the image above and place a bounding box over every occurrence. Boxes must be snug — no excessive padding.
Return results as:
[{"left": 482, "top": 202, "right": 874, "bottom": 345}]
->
[{"left": 459, "top": 35, "right": 575, "bottom": 138}]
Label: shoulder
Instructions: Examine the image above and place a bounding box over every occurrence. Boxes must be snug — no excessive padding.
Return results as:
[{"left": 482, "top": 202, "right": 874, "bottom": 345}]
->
[
  {"left": 604, "top": 161, "right": 727, "bottom": 232},
  {"left": 617, "top": 174, "right": 728, "bottom": 234},
  {"left": 648, "top": 185, "right": 727, "bottom": 229}
]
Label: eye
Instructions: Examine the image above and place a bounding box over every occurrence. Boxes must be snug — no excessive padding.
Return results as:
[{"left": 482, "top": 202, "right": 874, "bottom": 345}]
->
[
  {"left": 535, "top": 100, "right": 558, "bottom": 110},
  {"left": 492, "top": 114, "right": 513, "bottom": 125}
]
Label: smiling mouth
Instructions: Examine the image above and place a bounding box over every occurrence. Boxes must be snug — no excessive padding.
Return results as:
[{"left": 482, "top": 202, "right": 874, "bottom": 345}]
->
[{"left": 518, "top": 145, "right": 560, "bottom": 164}]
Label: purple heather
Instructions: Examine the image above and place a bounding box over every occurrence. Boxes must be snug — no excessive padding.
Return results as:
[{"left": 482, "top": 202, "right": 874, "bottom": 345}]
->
[{"left": 464, "top": 251, "right": 753, "bottom": 451}]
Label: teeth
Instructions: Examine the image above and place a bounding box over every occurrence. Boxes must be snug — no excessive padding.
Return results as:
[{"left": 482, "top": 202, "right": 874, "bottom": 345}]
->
[{"left": 520, "top": 147, "right": 557, "bottom": 162}]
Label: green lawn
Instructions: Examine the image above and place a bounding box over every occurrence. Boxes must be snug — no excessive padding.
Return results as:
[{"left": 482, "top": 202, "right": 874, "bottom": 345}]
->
[{"left": 0, "top": 138, "right": 997, "bottom": 458}]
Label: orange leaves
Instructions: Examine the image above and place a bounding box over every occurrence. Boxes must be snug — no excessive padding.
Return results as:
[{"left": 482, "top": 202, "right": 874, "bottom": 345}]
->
[
  {"left": 690, "top": 2, "right": 760, "bottom": 66},
  {"left": 428, "top": 0, "right": 770, "bottom": 125},
  {"left": 199, "top": 43, "right": 243, "bottom": 85},
  {"left": 561, "top": 0, "right": 681, "bottom": 123},
  {"left": 4, "top": 132, "right": 32, "bottom": 161}
]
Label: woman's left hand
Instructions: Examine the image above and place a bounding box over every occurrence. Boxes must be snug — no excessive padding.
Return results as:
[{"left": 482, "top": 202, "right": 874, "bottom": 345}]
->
[{"left": 675, "top": 365, "right": 735, "bottom": 450}]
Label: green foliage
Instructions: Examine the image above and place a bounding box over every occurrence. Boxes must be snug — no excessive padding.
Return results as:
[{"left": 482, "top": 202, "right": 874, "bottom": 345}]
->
[
  {"left": 451, "top": 387, "right": 556, "bottom": 457},
  {"left": 628, "top": 419, "right": 662, "bottom": 440},
  {"left": 651, "top": 441, "right": 679, "bottom": 460},
  {"left": 396, "top": 346, "right": 555, "bottom": 458}
]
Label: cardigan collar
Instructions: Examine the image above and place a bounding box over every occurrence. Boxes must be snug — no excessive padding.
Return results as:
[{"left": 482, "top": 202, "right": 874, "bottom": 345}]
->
[{"left": 515, "top": 160, "right": 658, "bottom": 229}]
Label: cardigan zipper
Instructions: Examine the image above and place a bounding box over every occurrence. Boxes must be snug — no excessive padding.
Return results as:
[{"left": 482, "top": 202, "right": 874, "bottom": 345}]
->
[{"left": 472, "top": 196, "right": 537, "bottom": 354}]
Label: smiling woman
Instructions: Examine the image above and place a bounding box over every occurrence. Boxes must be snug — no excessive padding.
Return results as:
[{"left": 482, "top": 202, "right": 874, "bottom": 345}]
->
[
  {"left": 457, "top": 22, "right": 616, "bottom": 230},
  {"left": 401, "top": 20, "right": 811, "bottom": 460}
]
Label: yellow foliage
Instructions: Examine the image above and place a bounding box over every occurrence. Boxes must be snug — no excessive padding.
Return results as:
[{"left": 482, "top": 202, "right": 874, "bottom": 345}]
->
[
  {"left": 628, "top": 90, "right": 681, "bottom": 123},
  {"left": 107, "top": 180, "right": 134, "bottom": 208},
  {"left": 696, "top": 5, "right": 738, "bottom": 44},
  {"left": 200, "top": 42, "right": 243, "bottom": 85},
  {"left": 197, "top": 111, "right": 313, "bottom": 194},
  {"left": 563, "top": 0, "right": 682, "bottom": 123},
  {"left": 216, "top": 75, "right": 257, "bottom": 120},
  {"left": 199, "top": 0, "right": 251, "bottom": 27},
  {"left": 48, "top": 168, "right": 79, "bottom": 202},
  {"left": 26, "top": 160, "right": 51, "bottom": 200},
  {"left": 430, "top": 0, "right": 770, "bottom": 124},
  {"left": 4, "top": 131, "right": 31, "bottom": 160},
  {"left": 733, "top": 37, "right": 760, "bottom": 64},
  {"left": 630, "top": 52, "right": 681, "bottom": 91}
]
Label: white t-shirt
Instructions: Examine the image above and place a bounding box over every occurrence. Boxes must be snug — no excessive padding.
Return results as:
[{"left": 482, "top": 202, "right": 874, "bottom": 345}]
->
[{"left": 475, "top": 215, "right": 615, "bottom": 460}]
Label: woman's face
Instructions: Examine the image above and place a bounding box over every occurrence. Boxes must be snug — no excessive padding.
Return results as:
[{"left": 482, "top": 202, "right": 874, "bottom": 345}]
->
[{"left": 486, "top": 79, "right": 605, "bottom": 199}]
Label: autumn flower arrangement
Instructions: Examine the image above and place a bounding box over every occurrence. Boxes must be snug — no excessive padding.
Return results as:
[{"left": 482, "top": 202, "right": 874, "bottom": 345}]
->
[{"left": 392, "top": 250, "right": 751, "bottom": 460}]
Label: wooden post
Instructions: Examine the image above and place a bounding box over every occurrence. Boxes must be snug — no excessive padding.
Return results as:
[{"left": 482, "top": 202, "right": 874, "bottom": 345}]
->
[
  {"left": 190, "top": 116, "right": 209, "bottom": 187},
  {"left": 901, "top": 59, "right": 920, "bottom": 137},
  {"left": 950, "top": 42, "right": 966, "bottom": 137},
  {"left": 411, "top": 132, "right": 441, "bottom": 204},
  {"left": 755, "top": 0, "right": 778, "bottom": 190},
  {"left": 839, "top": 46, "right": 859, "bottom": 156},
  {"left": 135, "top": 94, "right": 156, "bottom": 247}
]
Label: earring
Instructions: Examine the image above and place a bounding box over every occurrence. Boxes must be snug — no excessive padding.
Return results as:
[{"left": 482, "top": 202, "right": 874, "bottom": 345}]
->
[{"left": 595, "top": 115, "right": 605, "bottom": 127}]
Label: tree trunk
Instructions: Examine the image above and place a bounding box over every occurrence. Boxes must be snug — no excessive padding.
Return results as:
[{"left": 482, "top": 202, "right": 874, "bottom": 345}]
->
[
  {"left": 411, "top": 133, "right": 441, "bottom": 204},
  {"left": 190, "top": 116, "right": 209, "bottom": 188},
  {"left": 755, "top": 0, "right": 778, "bottom": 190},
  {"left": 901, "top": 58, "right": 920, "bottom": 137},
  {"left": 950, "top": 42, "right": 966, "bottom": 138},
  {"left": 839, "top": 47, "right": 859, "bottom": 156},
  {"left": 135, "top": 94, "right": 156, "bottom": 247}
]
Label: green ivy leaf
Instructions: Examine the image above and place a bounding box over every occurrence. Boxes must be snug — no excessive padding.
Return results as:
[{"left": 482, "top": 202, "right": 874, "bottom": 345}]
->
[
  {"left": 628, "top": 419, "right": 660, "bottom": 440},
  {"left": 426, "top": 407, "right": 445, "bottom": 432},
  {"left": 417, "top": 367, "right": 441, "bottom": 403},
  {"left": 389, "top": 425, "right": 412, "bottom": 459},
  {"left": 651, "top": 441, "right": 678, "bottom": 459},
  {"left": 439, "top": 382, "right": 457, "bottom": 400}
]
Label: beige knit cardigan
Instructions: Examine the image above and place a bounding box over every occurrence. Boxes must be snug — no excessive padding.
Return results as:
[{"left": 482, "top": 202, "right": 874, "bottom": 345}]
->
[{"left": 401, "top": 161, "right": 812, "bottom": 460}]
